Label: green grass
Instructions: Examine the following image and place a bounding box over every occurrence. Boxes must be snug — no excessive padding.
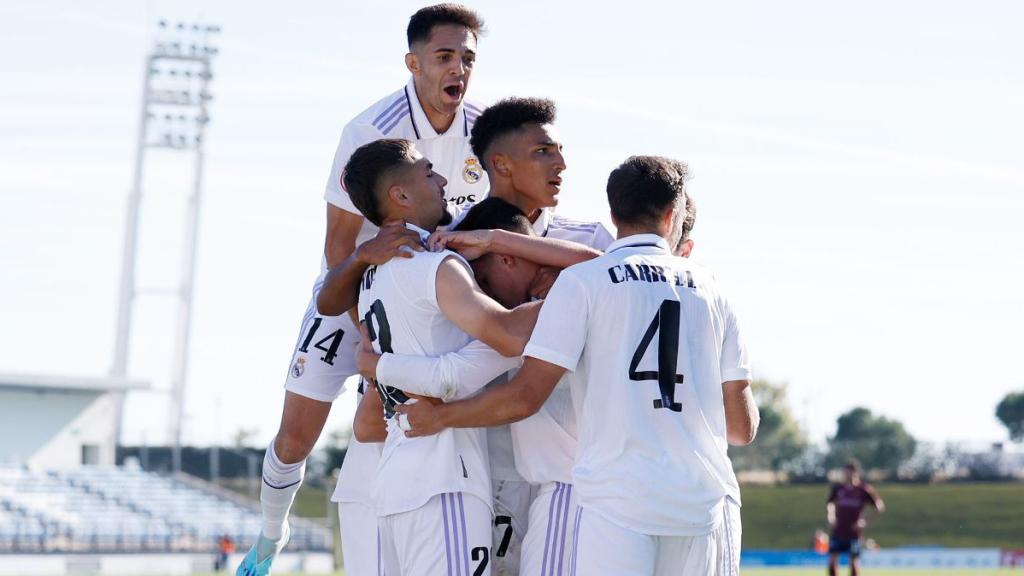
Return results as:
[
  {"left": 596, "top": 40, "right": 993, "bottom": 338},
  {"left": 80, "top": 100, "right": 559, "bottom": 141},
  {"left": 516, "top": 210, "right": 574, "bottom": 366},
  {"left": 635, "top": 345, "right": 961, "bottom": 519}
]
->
[{"left": 741, "top": 482, "right": 1024, "bottom": 549}]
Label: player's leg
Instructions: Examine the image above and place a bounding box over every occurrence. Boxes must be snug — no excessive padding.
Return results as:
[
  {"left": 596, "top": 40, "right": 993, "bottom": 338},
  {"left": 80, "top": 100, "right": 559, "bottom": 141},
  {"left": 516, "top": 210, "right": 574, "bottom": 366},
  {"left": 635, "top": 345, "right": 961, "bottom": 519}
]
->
[
  {"left": 849, "top": 538, "right": 862, "bottom": 576},
  {"left": 570, "top": 506, "right": 655, "bottom": 576},
  {"left": 521, "top": 482, "right": 578, "bottom": 576},
  {"left": 390, "top": 493, "right": 493, "bottom": 576},
  {"left": 492, "top": 479, "right": 533, "bottom": 575},
  {"left": 239, "top": 304, "right": 357, "bottom": 574},
  {"left": 339, "top": 501, "right": 380, "bottom": 576},
  {"left": 828, "top": 552, "right": 840, "bottom": 576}
]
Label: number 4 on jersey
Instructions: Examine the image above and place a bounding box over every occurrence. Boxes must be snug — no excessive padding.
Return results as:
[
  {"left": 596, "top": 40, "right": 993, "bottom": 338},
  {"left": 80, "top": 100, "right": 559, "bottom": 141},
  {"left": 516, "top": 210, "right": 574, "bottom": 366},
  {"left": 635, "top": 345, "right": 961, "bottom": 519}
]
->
[{"left": 629, "top": 300, "right": 684, "bottom": 412}]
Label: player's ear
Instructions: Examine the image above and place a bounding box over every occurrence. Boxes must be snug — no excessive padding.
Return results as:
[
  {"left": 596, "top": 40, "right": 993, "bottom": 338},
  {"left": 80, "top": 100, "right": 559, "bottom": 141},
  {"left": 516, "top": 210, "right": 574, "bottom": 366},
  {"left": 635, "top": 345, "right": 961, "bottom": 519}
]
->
[
  {"left": 678, "top": 239, "right": 694, "bottom": 258},
  {"left": 492, "top": 153, "right": 510, "bottom": 177},
  {"left": 386, "top": 184, "right": 409, "bottom": 208},
  {"left": 405, "top": 52, "right": 419, "bottom": 75}
]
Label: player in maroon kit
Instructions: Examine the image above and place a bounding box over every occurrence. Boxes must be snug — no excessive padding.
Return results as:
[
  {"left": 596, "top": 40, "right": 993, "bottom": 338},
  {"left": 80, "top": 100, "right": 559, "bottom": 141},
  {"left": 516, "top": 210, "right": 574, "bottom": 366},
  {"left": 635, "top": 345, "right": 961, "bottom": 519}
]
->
[{"left": 826, "top": 460, "right": 885, "bottom": 576}]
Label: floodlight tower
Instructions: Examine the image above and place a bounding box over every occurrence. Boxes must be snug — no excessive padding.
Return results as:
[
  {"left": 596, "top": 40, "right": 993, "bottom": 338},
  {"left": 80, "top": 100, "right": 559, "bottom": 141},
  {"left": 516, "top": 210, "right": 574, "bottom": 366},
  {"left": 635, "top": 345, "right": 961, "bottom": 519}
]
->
[{"left": 111, "top": 20, "right": 220, "bottom": 472}]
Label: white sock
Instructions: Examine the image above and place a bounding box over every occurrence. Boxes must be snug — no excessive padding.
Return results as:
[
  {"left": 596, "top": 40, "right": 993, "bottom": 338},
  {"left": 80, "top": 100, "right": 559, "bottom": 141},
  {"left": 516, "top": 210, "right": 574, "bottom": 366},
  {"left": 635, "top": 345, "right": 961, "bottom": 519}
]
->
[{"left": 260, "top": 440, "right": 304, "bottom": 542}]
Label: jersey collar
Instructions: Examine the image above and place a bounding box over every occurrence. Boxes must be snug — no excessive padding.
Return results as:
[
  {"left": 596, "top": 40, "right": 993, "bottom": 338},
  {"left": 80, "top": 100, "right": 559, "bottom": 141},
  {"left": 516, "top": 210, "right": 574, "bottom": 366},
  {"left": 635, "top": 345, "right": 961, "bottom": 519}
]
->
[
  {"left": 531, "top": 208, "right": 552, "bottom": 237},
  {"left": 404, "top": 222, "right": 432, "bottom": 243},
  {"left": 607, "top": 233, "right": 671, "bottom": 254},
  {"left": 405, "top": 77, "right": 470, "bottom": 140}
]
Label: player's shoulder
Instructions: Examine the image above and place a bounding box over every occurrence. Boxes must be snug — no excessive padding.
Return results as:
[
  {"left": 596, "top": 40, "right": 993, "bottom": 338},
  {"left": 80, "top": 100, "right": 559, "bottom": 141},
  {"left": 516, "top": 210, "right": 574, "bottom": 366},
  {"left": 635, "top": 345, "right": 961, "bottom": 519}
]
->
[
  {"left": 463, "top": 98, "right": 486, "bottom": 128},
  {"left": 346, "top": 85, "right": 409, "bottom": 136},
  {"left": 546, "top": 213, "right": 614, "bottom": 250}
]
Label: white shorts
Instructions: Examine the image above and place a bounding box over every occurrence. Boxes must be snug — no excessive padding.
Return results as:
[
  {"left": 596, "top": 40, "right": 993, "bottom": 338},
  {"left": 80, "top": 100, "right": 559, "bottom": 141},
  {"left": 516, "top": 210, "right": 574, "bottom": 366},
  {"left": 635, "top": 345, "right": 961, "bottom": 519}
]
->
[
  {"left": 283, "top": 285, "right": 359, "bottom": 402},
  {"left": 492, "top": 479, "right": 533, "bottom": 576},
  {"left": 338, "top": 501, "right": 379, "bottom": 576},
  {"left": 521, "top": 482, "right": 578, "bottom": 576},
  {"left": 570, "top": 497, "right": 741, "bottom": 576},
  {"left": 379, "top": 492, "right": 492, "bottom": 576}
]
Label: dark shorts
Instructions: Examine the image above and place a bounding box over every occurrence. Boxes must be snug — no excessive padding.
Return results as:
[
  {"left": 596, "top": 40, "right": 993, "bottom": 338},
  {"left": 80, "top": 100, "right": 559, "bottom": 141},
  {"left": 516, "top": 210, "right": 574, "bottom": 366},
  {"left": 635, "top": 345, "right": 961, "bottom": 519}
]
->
[{"left": 829, "top": 536, "right": 862, "bottom": 556}]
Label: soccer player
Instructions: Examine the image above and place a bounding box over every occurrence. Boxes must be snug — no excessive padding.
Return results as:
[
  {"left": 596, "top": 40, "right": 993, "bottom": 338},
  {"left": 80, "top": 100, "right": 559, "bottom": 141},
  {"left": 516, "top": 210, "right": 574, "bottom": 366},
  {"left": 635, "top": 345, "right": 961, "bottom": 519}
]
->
[
  {"left": 462, "top": 96, "right": 613, "bottom": 575},
  {"left": 826, "top": 460, "right": 884, "bottom": 576},
  {"left": 238, "top": 5, "right": 489, "bottom": 576},
  {"left": 342, "top": 138, "right": 598, "bottom": 576},
  {"left": 396, "top": 156, "right": 759, "bottom": 575}
]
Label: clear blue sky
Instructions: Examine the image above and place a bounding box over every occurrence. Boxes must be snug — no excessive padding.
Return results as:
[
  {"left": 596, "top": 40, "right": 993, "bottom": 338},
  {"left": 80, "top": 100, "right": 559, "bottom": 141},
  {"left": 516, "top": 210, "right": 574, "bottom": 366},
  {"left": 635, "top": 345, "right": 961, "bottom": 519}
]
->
[{"left": 2, "top": 0, "right": 1022, "bottom": 450}]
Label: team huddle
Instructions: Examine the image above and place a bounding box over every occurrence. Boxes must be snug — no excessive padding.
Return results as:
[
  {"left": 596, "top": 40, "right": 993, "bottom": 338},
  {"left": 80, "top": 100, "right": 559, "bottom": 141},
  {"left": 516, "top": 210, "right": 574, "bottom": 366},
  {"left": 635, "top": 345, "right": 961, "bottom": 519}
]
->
[{"left": 239, "top": 5, "right": 759, "bottom": 576}]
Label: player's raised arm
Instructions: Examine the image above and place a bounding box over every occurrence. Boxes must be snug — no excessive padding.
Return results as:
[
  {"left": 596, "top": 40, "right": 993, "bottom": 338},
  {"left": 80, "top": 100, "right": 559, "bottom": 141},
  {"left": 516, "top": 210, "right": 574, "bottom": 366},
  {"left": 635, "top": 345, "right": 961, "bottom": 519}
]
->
[
  {"left": 429, "top": 228, "right": 601, "bottom": 267},
  {"left": 435, "top": 256, "right": 541, "bottom": 357},
  {"left": 317, "top": 221, "right": 425, "bottom": 316}
]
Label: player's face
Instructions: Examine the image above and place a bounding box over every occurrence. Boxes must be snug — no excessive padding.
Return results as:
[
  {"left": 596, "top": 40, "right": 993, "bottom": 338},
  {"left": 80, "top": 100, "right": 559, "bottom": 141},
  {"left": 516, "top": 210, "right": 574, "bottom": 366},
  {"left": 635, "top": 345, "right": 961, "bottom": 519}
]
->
[
  {"left": 410, "top": 24, "right": 477, "bottom": 118},
  {"left": 400, "top": 153, "right": 450, "bottom": 229},
  {"left": 843, "top": 466, "right": 858, "bottom": 484},
  {"left": 471, "top": 254, "right": 539, "bottom": 309},
  {"left": 507, "top": 123, "right": 566, "bottom": 210}
]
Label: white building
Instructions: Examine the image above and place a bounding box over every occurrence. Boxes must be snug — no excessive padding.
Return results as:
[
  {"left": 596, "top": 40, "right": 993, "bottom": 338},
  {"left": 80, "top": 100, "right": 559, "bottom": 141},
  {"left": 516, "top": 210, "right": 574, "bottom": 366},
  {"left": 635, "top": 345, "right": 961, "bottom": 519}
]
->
[{"left": 0, "top": 373, "right": 147, "bottom": 469}]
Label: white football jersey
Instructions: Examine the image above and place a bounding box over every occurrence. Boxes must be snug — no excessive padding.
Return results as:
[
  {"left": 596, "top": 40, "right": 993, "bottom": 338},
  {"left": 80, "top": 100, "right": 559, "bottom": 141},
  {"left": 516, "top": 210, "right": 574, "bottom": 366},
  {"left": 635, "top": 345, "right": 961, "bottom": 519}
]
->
[
  {"left": 505, "top": 212, "right": 614, "bottom": 484},
  {"left": 327, "top": 81, "right": 485, "bottom": 506},
  {"left": 359, "top": 225, "right": 492, "bottom": 517},
  {"left": 524, "top": 234, "right": 750, "bottom": 536},
  {"left": 323, "top": 77, "right": 488, "bottom": 256}
]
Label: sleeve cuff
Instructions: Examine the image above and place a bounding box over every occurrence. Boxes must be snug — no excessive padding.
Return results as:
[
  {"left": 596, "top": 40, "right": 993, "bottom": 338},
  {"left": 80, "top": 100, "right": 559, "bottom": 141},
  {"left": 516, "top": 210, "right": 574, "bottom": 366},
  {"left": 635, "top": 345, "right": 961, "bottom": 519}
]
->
[
  {"left": 524, "top": 342, "right": 578, "bottom": 372},
  {"left": 721, "top": 367, "right": 752, "bottom": 382}
]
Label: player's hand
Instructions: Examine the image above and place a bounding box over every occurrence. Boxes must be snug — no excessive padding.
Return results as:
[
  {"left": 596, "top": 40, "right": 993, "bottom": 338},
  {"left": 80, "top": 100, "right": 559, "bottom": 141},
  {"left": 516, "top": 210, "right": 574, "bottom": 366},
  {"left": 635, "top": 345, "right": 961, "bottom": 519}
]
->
[
  {"left": 426, "top": 229, "right": 494, "bottom": 260},
  {"left": 355, "top": 323, "right": 379, "bottom": 381},
  {"left": 393, "top": 398, "right": 447, "bottom": 437},
  {"left": 355, "top": 220, "right": 423, "bottom": 264},
  {"left": 528, "top": 266, "right": 560, "bottom": 299}
]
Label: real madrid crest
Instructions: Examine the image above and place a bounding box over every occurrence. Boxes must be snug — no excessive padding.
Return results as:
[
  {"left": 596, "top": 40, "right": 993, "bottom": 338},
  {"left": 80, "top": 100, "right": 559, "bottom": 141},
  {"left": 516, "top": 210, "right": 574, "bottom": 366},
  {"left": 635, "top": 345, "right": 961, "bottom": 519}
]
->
[
  {"left": 462, "top": 157, "right": 482, "bottom": 184},
  {"left": 291, "top": 357, "right": 306, "bottom": 378}
]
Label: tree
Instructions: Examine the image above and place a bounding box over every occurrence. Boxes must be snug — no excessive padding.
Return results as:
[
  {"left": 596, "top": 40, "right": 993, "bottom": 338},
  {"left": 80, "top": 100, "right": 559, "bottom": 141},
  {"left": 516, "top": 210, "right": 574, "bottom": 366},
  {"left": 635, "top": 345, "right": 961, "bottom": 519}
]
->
[
  {"left": 729, "top": 380, "right": 808, "bottom": 474},
  {"left": 826, "top": 407, "right": 916, "bottom": 475},
  {"left": 996, "top": 391, "right": 1024, "bottom": 441}
]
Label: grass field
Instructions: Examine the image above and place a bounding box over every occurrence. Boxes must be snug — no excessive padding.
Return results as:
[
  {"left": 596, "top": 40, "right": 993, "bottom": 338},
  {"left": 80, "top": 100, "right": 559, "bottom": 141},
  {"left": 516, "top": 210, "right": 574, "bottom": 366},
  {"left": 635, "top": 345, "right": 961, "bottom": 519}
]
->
[
  {"left": 269, "top": 481, "right": 1024, "bottom": 550},
  {"left": 741, "top": 482, "right": 1024, "bottom": 549}
]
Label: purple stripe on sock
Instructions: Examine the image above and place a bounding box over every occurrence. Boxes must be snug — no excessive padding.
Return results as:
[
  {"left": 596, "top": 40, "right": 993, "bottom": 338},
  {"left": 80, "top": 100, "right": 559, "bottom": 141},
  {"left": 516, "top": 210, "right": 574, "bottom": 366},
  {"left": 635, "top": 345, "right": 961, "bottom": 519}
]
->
[
  {"left": 442, "top": 494, "right": 454, "bottom": 576},
  {"left": 373, "top": 97, "right": 406, "bottom": 126},
  {"left": 540, "top": 483, "right": 562, "bottom": 576},
  {"left": 261, "top": 476, "right": 301, "bottom": 490},
  {"left": 457, "top": 493, "right": 470, "bottom": 576},
  {"left": 555, "top": 484, "right": 572, "bottom": 575}
]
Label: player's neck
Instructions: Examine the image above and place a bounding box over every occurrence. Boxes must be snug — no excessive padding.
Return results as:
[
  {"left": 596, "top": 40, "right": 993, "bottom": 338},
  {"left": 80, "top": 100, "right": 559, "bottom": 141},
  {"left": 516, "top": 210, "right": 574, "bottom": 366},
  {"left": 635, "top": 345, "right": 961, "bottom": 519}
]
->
[
  {"left": 488, "top": 184, "right": 544, "bottom": 223},
  {"left": 615, "top": 223, "right": 667, "bottom": 241}
]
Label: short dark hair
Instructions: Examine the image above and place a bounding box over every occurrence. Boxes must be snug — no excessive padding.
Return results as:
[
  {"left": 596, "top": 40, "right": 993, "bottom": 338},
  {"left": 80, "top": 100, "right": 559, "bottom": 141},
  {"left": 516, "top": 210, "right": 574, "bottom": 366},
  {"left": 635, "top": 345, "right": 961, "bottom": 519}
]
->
[
  {"left": 470, "top": 97, "right": 556, "bottom": 171},
  {"left": 606, "top": 156, "right": 689, "bottom": 228},
  {"left": 680, "top": 193, "right": 697, "bottom": 242},
  {"left": 407, "top": 4, "right": 485, "bottom": 48},
  {"left": 844, "top": 459, "right": 862, "bottom": 473},
  {"left": 342, "top": 139, "right": 417, "bottom": 226},
  {"left": 453, "top": 197, "right": 533, "bottom": 236}
]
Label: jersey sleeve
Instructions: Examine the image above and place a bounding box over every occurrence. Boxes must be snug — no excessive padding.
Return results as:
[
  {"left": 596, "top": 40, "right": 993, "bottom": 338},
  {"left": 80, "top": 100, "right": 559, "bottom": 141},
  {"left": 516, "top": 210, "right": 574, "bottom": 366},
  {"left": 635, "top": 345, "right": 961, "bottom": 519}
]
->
[
  {"left": 591, "top": 223, "right": 615, "bottom": 251},
  {"left": 324, "top": 122, "right": 384, "bottom": 212},
  {"left": 719, "top": 292, "right": 752, "bottom": 383},
  {"left": 826, "top": 484, "right": 839, "bottom": 503},
  {"left": 862, "top": 484, "right": 881, "bottom": 508},
  {"left": 376, "top": 340, "right": 522, "bottom": 401},
  {"left": 523, "top": 270, "right": 589, "bottom": 372}
]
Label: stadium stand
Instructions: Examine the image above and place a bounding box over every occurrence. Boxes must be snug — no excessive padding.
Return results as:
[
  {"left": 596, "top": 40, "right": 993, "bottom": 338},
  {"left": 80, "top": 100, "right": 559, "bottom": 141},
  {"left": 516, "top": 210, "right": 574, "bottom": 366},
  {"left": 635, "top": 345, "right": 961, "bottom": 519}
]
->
[{"left": 0, "top": 465, "right": 331, "bottom": 553}]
